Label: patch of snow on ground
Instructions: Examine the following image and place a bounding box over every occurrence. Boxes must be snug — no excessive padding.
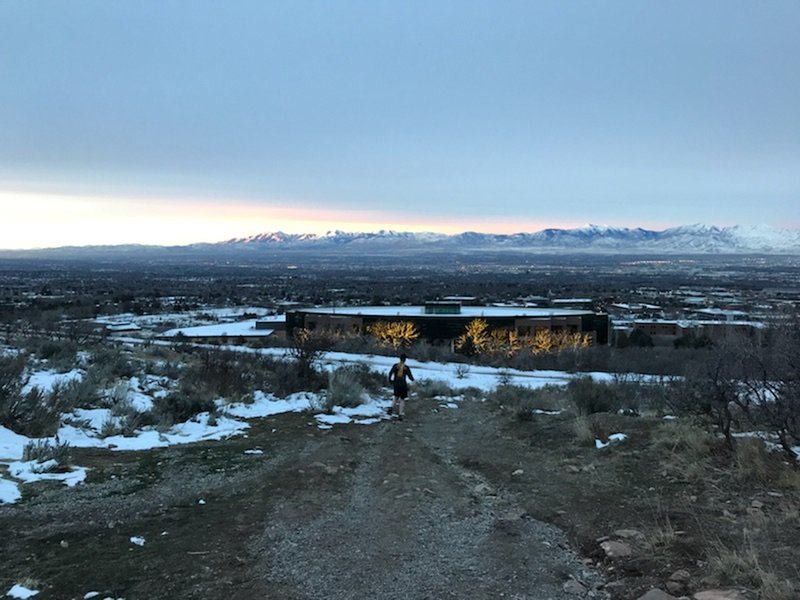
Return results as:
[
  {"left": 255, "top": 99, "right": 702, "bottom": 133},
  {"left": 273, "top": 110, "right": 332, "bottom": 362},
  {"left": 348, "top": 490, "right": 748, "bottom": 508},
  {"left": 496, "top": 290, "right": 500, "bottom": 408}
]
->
[
  {"left": 0, "top": 426, "right": 31, "bottom": 461},
  {"left": 23, "top": 368, "right": 83, "bottom": 393},
  {"left": 130, "top": 536, "right": 145, "bottom": 546},
  {"left": 221, "top": 391, "right": 314, "bottom": 419},
  {"left": 6, "top": 584, "right": 39, "bottom": 598},
  {"left": 0, "top": 476, "right": 22, "bottom": 503},
  {"left": 8, "top": 460, "right": 87, "bottom": 487},
  {"left": 595, "top": 433, "right": 627, "bottom": 449},
  {"left": 313, "top": 397, "right": 391, "bottom": 428}
]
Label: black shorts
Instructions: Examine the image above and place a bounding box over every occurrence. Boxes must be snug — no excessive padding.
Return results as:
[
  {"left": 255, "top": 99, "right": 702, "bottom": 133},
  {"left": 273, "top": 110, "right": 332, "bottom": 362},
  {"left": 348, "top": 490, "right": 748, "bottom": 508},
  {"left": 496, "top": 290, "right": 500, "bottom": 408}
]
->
[{"left": 393, "top": 381, "right": 408, "bottom": 399}]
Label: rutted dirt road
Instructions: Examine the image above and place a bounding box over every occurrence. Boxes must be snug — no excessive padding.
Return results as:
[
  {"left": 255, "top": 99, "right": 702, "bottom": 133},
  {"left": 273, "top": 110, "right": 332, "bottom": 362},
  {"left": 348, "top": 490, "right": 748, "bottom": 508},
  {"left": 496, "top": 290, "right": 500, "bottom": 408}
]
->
[{"left": 1, "top": 396, "right": 608, "bottom": 599}]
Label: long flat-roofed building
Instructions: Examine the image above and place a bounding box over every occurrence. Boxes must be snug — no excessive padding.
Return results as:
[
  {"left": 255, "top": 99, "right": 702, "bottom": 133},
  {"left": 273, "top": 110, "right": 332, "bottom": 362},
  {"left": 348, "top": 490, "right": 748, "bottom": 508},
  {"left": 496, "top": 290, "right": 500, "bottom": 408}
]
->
[{"left": 286, "top": 302, "right": 609, "bottom": 345}]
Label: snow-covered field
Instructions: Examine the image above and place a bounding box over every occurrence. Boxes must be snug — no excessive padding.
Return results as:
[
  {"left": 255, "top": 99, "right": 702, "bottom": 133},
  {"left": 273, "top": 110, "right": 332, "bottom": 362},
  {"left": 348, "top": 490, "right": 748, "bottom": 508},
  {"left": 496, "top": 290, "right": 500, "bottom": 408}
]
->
[
  {"left": 0, "top": 347, "right": 625, "bottom": 506},
  {"left": 5, "top": 343, "right": 792, "bottom": 513}
]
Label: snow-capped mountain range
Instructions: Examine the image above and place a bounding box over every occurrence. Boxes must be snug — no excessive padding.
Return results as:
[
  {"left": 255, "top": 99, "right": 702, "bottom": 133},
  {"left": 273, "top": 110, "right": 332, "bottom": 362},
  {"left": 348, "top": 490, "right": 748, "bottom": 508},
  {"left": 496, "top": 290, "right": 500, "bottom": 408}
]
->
[
  {"left": 1, "top": 224, "right": 798, "bottom": 258},
  {"left": 220, "top": 225, "right": 800, "bottom": 255}
]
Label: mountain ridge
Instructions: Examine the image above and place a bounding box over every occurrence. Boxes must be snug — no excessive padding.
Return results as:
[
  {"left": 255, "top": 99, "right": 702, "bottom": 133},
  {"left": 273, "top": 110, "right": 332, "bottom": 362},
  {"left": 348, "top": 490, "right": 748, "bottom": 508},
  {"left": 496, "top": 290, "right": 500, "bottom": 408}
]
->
[
  {"left": 2, "top": 224, "right": 799, "bottom": 257},
  {"left": 219, "top": 224, "right": 800, "bottom": 254}
]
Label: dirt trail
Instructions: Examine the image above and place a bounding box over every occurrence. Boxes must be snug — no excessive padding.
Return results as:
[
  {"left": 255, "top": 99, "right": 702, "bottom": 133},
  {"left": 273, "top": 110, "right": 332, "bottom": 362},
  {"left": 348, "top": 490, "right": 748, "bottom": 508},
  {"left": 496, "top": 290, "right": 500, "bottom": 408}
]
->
[
  {"left": 251, "top": 400, "right": 607, "bottom": 599},
  {"left": 0, "top": 397, "right": 608, "bottom": 599}
]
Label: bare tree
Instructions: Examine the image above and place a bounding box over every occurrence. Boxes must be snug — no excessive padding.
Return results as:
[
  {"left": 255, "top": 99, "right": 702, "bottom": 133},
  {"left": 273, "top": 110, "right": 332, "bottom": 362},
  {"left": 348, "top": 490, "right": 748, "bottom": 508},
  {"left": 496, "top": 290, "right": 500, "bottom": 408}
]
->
[
  {"left": 287, "top": 328, "right": 331, "bottom": 380},
  {"left": 739, "top": 318, "right": 800, "bottom": 461},
  {"left": 669, "top": 338, "right": 748, "bottom": 449}
]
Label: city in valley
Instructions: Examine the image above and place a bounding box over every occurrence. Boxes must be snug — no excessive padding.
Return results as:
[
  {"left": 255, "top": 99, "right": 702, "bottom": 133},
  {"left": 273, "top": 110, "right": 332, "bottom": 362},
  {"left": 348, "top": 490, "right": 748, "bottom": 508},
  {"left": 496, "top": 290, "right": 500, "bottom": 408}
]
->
[{"left": 1, "top": 250, "right": 798, "bottom": 600}]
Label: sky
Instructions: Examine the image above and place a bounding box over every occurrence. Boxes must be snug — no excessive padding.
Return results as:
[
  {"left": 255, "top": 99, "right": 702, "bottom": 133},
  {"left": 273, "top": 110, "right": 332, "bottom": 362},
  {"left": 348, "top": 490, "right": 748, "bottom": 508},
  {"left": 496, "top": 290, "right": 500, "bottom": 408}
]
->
[{"left": 1, "top": 1, "right": 799, "bottom": 249}]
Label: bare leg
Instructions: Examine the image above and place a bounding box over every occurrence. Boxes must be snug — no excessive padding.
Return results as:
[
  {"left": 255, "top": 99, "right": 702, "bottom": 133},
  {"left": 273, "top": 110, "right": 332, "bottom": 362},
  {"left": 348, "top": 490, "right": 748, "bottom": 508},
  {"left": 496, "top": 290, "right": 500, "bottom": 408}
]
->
[{"left": 398, "top": 397, "right": 405, "bottom": 418}]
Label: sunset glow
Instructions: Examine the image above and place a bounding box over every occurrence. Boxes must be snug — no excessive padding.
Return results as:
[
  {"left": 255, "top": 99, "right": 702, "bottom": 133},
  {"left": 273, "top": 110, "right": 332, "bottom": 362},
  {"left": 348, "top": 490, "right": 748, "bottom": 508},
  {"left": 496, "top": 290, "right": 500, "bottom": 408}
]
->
[{"left": 0, "top": 189, "right": 587, "bottom": 250}]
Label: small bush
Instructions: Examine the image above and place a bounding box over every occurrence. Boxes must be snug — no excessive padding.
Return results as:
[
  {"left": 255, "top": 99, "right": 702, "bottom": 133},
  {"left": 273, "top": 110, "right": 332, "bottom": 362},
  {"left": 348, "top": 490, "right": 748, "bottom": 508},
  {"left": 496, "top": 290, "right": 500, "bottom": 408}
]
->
[
  {"left": 567, "top": 376, "right": 619, "bottom": 416},
  {"left": 0, "top": 354, "right": 29, "bottom": 427},
  {"left": 734, "top": 437, "right": 775, "bottom": 483},
  {"left": 335, "top": 362, "right": 385, "bottom": 395},
  {"left": 37, "top": 338, "right": 79, "bottom": 370},
  {"left": 153, "top": 388, "right": 215, "bottom": 425},
  {"left": 88, "top": 346, "right": 137, "bottom": 383},
  {"left": 327, "top": 367, "right": 367, "bottom": 409},
  {"left": 49, "top": 377, "right": 97, "bottom": 412},
  {"left": 573, "top": 415, "right": 606, "bottom": 446},
  {"left": 414, "top": 379, "right": 455, "bottom": 399},
  {"left": 100, "top": 415, "right": 123, "bottom": 438},
  {"left": 8, "top": 387, "right": 61, "bottom": 437},
  {"left": 265, "top": 359, "right": 324, "bottom": 398},
  {"left": 22, "top": 438, "right": 71, "bottom": 466}
]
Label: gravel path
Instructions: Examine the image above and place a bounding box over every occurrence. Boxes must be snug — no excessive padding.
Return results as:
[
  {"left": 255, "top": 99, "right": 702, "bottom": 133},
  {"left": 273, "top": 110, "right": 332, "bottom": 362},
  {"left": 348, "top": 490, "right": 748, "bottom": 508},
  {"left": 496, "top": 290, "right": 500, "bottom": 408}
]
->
[{"left": 253, "top": 404, "right": 609, "bottom": 599}]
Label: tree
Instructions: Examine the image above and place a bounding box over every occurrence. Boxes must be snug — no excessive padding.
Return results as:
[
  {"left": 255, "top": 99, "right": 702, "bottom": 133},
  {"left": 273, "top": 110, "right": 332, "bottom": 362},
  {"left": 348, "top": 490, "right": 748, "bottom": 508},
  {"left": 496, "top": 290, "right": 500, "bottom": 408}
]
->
[
  {"left": 528, "top": 328, "right": 556, "bottom": 354},
  {"left": 455, "top": 319, "right": 490, "bottom": 356},
  {"left": 669, "top": 338, "right": 747, "bottom": 449},
  {"left": 738, "top": 320, "right": 800, "bottom": 461},
  {"left": 366, "top": 320, "right": 420, "bottom": 349},
  {"left": 486, "top": 328, "right": 522, "bottom": 358},
  {"left": 288, "top": 328, "right": 330, "bottom": 380}
]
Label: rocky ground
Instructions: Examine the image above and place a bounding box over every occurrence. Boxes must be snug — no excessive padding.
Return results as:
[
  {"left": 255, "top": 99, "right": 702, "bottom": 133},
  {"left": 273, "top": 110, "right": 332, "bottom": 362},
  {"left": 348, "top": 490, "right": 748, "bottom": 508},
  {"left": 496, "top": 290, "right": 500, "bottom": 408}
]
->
[{"left": 1, "top": 394, "right": 795, "bottom": 600}]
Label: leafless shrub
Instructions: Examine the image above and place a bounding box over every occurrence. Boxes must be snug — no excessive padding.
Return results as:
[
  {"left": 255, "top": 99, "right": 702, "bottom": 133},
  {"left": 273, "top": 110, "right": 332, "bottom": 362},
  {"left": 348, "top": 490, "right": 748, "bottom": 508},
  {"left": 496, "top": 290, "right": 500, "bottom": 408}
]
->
[
  {"left": 568, "top": 376, "right": 620, "bottom": 416},
  {"left": 572, "top": 415, "right": 606, "bottom": 446},
  {"left": 22, "top": 438, "right": 71, "bottom": 467},
  {"left": 327, "top": 367, "right": 367, "bottom": 409},
  {"left": 414, "top": 379, "right": 455, "bottom": 399}
]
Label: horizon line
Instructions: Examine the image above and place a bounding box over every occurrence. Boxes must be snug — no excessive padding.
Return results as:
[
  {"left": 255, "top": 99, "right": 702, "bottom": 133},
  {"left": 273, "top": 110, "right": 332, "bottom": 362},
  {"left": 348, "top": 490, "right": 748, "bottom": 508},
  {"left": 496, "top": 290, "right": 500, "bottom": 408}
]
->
[{"left": 1, "top": 222, "right": 798, "bottom": 253}]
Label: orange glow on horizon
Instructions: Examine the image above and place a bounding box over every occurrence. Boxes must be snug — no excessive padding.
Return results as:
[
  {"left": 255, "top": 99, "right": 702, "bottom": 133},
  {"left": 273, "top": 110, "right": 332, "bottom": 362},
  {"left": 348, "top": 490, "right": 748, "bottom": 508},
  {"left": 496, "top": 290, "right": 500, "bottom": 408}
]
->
[
  {"left": 0, "top": 190, "right": 590, "bottom": 250},
  {"left": 5, "top": 188, "right": 773, "bottom": 251}
]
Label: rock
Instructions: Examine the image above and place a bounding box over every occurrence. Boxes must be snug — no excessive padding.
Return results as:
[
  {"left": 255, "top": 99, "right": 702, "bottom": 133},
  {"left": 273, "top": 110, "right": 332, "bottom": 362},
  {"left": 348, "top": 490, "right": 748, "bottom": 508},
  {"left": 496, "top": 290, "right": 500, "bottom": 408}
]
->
[
  {"left": 636, "top": 590, "right": 679, "bottom": 600},
  {"left": 669, "top": 569, "right": 691, "bottom": 583},
  {"left": 750, "top": 500, "right": 764, "bottom": 509},
  {"left": 473, "top": 483, "right": 493, "bottom": 495},
  {"left": 666, "top": 581, "right": 684, "bottom": 595},
  {"left": 693, "top": 590, "right": 747, "bottom": 600},
  {"left": 563, "top": 579, "right": 588, "bottom": 595},
  {"left": 600, "top": 540, "right": 632, "bottom": 558},
  {"left": 613, "top": 528, "right": 645, "bottom": 540},
  {"left": 498, "top": 508, "right": 527, "bottom": 521},
  {"left": 567, "top": 465, "right": 581, "bottom": 473},
  {"left": 511, "top": 468, "right": 524, "bottom": 476}
]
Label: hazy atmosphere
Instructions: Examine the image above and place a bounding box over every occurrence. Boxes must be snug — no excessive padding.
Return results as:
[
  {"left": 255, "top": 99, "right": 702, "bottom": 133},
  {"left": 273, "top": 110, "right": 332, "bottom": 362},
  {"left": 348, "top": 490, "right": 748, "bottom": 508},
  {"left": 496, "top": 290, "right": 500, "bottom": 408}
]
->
[{"left": 1, "top": 1, "right": 799, "bottom": 248}]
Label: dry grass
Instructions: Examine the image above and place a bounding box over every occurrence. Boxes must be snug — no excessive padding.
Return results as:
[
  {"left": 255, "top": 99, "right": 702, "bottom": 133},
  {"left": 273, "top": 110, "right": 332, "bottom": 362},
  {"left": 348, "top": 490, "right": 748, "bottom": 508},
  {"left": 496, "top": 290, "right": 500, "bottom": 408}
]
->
[
  {"left": 644, "top": 510, "right": 679, "bottom": 556},
  {"left": 735, "top": 437, "right": 774, "bottom": 483},
  {"left": 572, "top": 415, "right": 607, "bottom": 447},
  {"left": 652, "top": 419, "right": 716, "bottom": 480},
  {"left": 706, "top": 531, "right": 798, "bottom": 599},
  {"left": 707, "top": 533, "right": 763, "bottom": 588}
]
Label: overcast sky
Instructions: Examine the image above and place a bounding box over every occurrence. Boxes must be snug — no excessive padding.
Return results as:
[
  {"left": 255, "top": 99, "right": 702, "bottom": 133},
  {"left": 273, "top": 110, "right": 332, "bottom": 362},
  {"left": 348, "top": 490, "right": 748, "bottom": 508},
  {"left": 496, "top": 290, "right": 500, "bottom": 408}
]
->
[{"left": 1, "top": 1, "right": 798, "bottom": 248}]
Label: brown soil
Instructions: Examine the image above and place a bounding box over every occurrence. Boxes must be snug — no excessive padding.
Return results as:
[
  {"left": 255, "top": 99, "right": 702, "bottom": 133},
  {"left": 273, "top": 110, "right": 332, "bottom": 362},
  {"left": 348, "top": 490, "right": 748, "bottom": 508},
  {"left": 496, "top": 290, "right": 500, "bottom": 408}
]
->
[{"left": 1, "top": 395, "right": 797, "bottom": 599}]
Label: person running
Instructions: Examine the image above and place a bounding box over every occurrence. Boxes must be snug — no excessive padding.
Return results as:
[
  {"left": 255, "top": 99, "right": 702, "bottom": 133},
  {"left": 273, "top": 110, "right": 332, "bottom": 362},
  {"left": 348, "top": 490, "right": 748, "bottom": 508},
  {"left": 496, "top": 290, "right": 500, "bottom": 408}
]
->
[{"left": 388, "top": 353, "right": 414, "bottom": 421}]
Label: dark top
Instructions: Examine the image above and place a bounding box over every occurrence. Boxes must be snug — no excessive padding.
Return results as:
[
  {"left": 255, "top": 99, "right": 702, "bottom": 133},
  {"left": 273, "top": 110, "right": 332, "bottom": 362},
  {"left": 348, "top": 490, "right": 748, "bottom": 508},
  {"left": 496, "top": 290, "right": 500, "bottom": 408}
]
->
[{"left": 389, "top": 361, "right": 414, "bottom": 397}]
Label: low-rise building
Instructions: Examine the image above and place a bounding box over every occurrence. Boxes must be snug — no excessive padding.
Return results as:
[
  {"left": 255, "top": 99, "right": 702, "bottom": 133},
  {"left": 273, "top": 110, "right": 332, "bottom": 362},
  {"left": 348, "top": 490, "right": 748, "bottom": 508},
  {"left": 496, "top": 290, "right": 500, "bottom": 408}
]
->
[{"left": 286, "top": 302, "right": 609, "bottom": 345}]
